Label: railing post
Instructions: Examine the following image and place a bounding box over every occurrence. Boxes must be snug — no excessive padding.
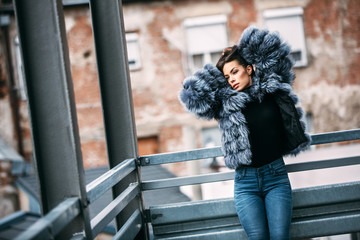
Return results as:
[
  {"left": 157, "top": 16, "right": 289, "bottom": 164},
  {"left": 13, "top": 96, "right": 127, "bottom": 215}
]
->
[
  {"left": 13, "top": 0, "right": 92, "bottom": 239},
  {"left": 89, "top": 0, "right": 147, "bottom": 239}
]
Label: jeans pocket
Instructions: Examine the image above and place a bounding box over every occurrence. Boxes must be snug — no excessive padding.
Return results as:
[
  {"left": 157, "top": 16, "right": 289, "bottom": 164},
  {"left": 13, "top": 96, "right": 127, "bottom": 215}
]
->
[
  {"left": 273, "top": 165, "right": 288, "bottom": 176},
  {"left": 235, "top": 168, "right": 246, "bottom": 182}
]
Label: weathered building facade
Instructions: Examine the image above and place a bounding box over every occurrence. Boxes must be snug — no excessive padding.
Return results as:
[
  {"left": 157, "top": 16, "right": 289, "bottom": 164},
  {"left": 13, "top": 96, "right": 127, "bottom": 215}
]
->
[{"left": 0, "top": 0, "right": 359, "bottom": 217}]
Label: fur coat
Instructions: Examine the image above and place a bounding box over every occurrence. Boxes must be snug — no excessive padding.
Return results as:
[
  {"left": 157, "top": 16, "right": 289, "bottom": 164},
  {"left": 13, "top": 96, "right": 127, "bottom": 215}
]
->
[{"left": 179, "top": 27, "right": 311, "bottom": 169}]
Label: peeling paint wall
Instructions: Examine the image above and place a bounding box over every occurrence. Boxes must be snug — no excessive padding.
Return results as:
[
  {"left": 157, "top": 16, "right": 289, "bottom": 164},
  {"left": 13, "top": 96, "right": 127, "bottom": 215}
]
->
[
  {"left": 301, "top": 82, "right": 360, "bottom": 132},
  {"left": 296, "top": 0, "right": 360, "bottom": 133}
]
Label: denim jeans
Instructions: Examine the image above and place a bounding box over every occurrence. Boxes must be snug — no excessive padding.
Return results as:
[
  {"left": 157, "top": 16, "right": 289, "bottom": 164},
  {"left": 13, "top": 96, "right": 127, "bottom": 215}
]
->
[{"left": 234, "top": 157, "right": 292, "bottom": 240}]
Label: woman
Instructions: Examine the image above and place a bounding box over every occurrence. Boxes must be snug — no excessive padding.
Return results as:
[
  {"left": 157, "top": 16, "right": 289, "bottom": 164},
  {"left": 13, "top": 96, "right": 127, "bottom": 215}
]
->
[{"left": 179, "top": 27, "right": 311, "bottom": 239}]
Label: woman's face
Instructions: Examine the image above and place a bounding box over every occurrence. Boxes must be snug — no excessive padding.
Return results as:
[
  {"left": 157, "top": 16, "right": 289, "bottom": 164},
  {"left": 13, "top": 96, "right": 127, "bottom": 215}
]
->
[{"left": 223, "top": 60, "right": 252, "bottom": 91}]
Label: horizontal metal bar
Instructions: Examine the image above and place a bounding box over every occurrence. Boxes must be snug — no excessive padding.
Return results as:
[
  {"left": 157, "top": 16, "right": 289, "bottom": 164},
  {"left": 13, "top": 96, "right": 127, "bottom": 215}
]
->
[
  {"left": 152, "top": 201, "right": 360, "bottom": 237},
  {"left": 63, "top": 0, "right": 89, "bottom": 6},
  {"left": 290, "top": 213, "right": 360, "bottom": 239},
  {"left": 14, "top": 197, "right": 80, "bottom": 240},
  {"left": 0, "top": 211, "right": 28, "bottom": 230},
  {"left": 150, "top": 213, "right": 360, "bottom": 239},
  {"left": 113, "top": 209, "right": 142, "bottom": 240},
  {"left": 153, "top": 216, "right": 241, "bottom": 236},
  {"left": 293, "top": 181, "right": 360, "bottom": 208},
  {"left": 148, "top": 182, "right": 360, "bottom": 225},
  {"left": 293, "top": 201, "right": 360, "bottom": 220},
  {"left": 142, "top": 156, "right": 360, "bottom": 191},
  {"left": 91, "top": 183, "right": 140, "bottom": 237},
  {"left": 140, "top": 129, "right": 360, "bottom": 166},
  {"left": 86, "top": 158, "right": 136, "bottom": 204},
  {"left": 311, "top": 129, "right": 360, "bottom": 145},
  {"left": 286, "top": 155, "right": 360, "bottom": 173},
  {"left": 185, "top": 228, "right": 247, "bottom": 240},
  {"left": 142, "top": 171, "right": 234, "bottom": 191},
  {"left": 149, "top": 198, "right": 236, "bottom": 226},
  {"left": 140, "top": 147, "right": 223, "bottom": 166}
]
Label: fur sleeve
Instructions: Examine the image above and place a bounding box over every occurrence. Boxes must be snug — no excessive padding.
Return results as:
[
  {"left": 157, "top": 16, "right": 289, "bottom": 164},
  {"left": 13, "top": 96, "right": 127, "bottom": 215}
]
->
[
  {"left": 238, "top": 27, "right": 295, "bottom": 85},
  {"left": 179, "top": 64, "right": 226, "bottom": 120}
]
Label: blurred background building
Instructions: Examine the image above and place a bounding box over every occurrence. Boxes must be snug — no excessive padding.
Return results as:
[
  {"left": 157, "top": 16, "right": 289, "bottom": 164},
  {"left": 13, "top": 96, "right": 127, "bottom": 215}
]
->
[{"left": 0, "top": 0, "right": 359, "bottom": 233}]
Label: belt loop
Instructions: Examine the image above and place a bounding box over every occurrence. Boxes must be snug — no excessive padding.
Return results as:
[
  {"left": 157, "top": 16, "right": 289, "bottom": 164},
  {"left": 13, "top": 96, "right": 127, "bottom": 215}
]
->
[
  {"left": 269, "top": 162, "right": 274, "bottom": 174},
  {"left": 242, "top": 168, "right": 247, "bottom": 178}
]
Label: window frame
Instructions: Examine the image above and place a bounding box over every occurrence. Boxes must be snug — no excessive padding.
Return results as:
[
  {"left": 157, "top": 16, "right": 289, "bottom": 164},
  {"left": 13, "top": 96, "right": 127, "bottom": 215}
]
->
[
  {"left": 263, "top": 7, "right": 308, "bottom": 68},
  {"left": 184, "top": 15, "right": 228, "bottom": 73}
]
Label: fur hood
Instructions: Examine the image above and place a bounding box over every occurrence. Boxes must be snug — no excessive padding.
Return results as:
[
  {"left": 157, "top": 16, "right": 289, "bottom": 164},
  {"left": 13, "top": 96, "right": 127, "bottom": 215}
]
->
[{"left": 179, "top": 27, "right": 311, "bottom": 169}]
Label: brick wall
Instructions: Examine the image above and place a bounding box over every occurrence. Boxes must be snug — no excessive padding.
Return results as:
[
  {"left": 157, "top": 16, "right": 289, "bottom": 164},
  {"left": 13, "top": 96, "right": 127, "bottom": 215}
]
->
[{"left": 298, "top": 0, "right": 360, "bottom": 133}]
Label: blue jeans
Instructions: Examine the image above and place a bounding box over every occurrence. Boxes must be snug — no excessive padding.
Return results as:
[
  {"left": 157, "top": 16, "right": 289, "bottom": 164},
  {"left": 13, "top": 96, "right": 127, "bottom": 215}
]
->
[{"left": 234, "top": 158, "right": 292, "bottom": 240}]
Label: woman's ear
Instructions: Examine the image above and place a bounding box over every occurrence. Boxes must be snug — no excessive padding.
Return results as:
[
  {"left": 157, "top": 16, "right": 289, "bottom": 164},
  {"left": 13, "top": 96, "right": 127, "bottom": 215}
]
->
[{"left": 246, "top": 65, "right": 253, "bottom": 75}]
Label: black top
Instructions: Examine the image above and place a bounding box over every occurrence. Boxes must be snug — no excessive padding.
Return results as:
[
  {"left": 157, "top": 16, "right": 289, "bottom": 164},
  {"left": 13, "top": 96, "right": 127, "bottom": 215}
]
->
[{"left": 243, "top": 94, "right": 287, "bottom": 168}]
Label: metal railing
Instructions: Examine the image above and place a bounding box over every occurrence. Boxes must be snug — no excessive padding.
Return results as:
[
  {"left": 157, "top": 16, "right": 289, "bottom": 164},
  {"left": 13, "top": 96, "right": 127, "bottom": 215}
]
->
[
  {"left": 14, "top": 198, "right": 80, "bottom": 240},
  {"left": 139, "top": 129, "right": 360, "bottom": 190},
  {"left": 15, "top": 159, "right": 141, "bottom": 239},
  {"left": 14, "top": 129, "right": 360, "bottom": 239}
]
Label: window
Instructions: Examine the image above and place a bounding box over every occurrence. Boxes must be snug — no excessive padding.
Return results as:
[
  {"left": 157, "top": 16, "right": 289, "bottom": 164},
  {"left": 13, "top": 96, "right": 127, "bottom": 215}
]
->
[
  {"left": 263, "top": 7, "right": 308, "bottom": 67},
  {"left": 126, "top": 33, "right": 141, "bottom": 71},
  {"left": 184, "top": 15, "right": 228, "bottom": 74}
]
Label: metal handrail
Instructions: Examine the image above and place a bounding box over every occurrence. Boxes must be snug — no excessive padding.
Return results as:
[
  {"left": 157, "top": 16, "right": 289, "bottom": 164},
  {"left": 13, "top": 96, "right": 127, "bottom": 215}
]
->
[
  {"left": 113, "top": 209, "right": 142, "bottom": 240},
  {"left": 91, "top": 183, "right": 140, "bottom": 237},
  {"left": 140, "top": 129, "right": 360, "bottom": 191},
  {"left": 14, "top": 159, "right": 138, "bottom": 239},
  {"left": 14, "top": 198, "right": 81, "bottom": 240},
  {"left": 286, "top": 155, "right": 360, "bottom": 172},
  {"left": 15, "top": 129, "right": 359, "bottom": 239},
  {"left": 142, "top": 171, "right": 234, "bottom": 191},
  {"left": 86, "top": 158, "right": 136, "bottom": 204},
  {"left": 140, "top": 147, "right": 223, "bottom": 166},
  {"left": 141, "top": 155, "right": 360, "bottom": 191},
  {"left": 311, "top": 129, "right": 360, "bottom": 145},
  {"left": 139, "top": 129, "right": 360, "bottom": 166}
]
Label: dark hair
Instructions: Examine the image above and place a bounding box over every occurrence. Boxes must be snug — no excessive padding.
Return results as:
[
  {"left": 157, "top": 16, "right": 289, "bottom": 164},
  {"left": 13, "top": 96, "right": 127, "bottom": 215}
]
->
[{"left": 216, "top": 45, "right": 253, "bottom": 75}]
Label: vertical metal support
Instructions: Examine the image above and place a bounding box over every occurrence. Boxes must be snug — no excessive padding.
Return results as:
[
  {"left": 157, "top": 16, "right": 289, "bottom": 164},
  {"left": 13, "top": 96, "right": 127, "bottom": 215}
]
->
[
  {"left": 13, "top": 0, "right": 92, "bottom": 239},
  {"left": 89, "top": 0, "right": 147, "bottom": 239}
]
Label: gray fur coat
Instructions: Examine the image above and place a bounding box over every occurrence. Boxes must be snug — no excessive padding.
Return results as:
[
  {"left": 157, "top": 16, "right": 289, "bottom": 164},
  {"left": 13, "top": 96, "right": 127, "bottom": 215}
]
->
[{"left": 179, "top": 27, "right": 311, "bottom": 169}]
